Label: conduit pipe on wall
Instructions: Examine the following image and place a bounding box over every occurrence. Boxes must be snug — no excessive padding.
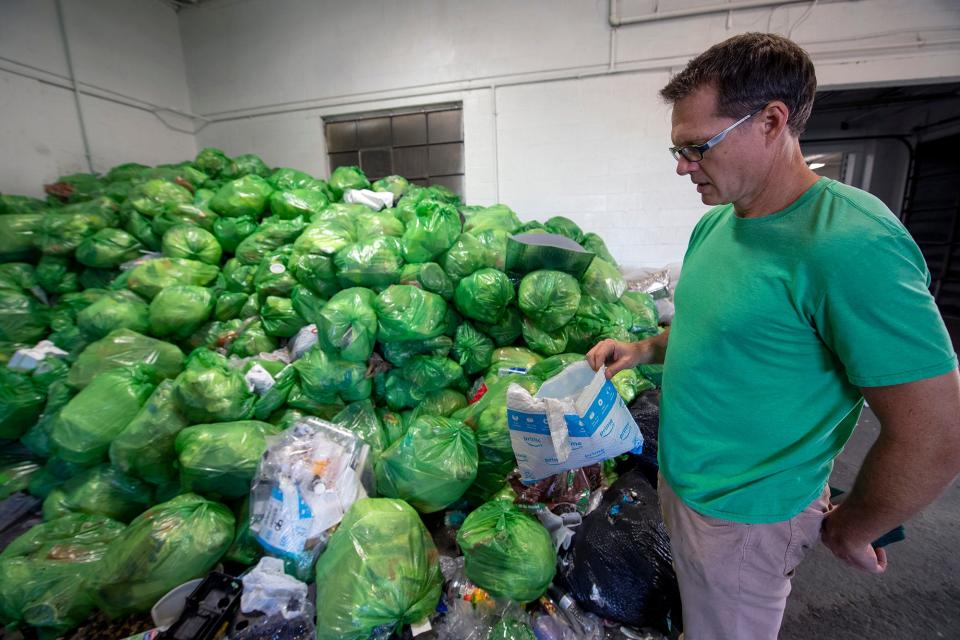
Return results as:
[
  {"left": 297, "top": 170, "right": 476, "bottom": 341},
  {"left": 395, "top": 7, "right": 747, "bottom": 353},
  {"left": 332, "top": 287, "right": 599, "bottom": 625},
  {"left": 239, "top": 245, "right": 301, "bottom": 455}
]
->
[
  {"left": 609, "top": 0, "right": 811, "bottom": 26},
  {"left": 54, "top": 0, "right": 94, "bottom": 172}
]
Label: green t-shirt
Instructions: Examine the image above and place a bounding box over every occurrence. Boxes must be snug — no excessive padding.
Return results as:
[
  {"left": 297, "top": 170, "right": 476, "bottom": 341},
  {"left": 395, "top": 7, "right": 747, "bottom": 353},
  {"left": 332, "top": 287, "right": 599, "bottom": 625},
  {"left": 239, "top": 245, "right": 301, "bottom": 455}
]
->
[{"left": 659, "top": 177, "right": 957, "bottom": 523}]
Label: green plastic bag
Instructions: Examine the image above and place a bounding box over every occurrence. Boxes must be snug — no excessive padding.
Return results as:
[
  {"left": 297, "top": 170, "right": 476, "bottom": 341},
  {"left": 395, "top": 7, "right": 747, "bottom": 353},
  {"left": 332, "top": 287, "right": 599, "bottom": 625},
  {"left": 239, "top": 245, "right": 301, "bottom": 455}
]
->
[
  {"left": 210, "top": 175, "right": 274, "bottom": 218},
  {"left": 380, "top": 335, "right": 453, "bottom": 367},
  {"left": 317, "top": 288, "right": 378, "bottom": 362},
  {"left": 52, "top": 364, "right": 156, "bottom": 466},
  {"left": 581, "top": 257, "right": 625, "bottom": 303},
  {"left": 314, "top": 498, "right": 441, "bottom": 639},
  {"left": 294, "top": 346, "right": 371, "bottom": 404},
  {"left": 126, "top": 257, "right": 219, "bottom": 299},
  {"left": 375, "top": 415, "right": 478, "bottom": 513},
  {"left": 0, "top": 288, "right": 49, "bottom": 344},
  {"left": 129, "top": 179, "right": 194, "bottom": 218},
  {"left": 109, "top": 379, "right": 190, "bottom": 485},
  {"left": 0, "top": 193, "right": 47, "bottom": 214},
  {"left": 174, "top": 349, "right": 255, "bottom": 423},
  {"left": 0, "top": 262, "right": 36, "bottom": 291},
  {"left": 75, "top": 228, "right": 143, "bottom": 268},
  {"left": 441, "top": 233, "right": 492, "bottom": 282},
  {"left": 225, "top": 500, "right": 261, "bottom": 565},
  {"left": 463, "top": 204, "right": 520, "bottom": 235},
  {"left": 42, "top": 464, "right": 153, "bottom": 523},
  {"left": 76, "top": 290, "right": 149, "bottom": 340},
  {"left": 227, "top": 320, "right": 278, "bottom": 358},
  {"left": 521, "top": 317, "right": 568, "bottom": 356},
  {"left": 566, "top": 295, "right": 635, "bottom": 350},
  {"left": 331, "top": 399, "right": 388, "bottom": 462},
  {"left": 294, "top": 216, "right": 358, "bottom": 256},
  {"left": 269, "top": 189, "right": 328, "bottom": 219},
  {"left": 162, "top": 224, "right": 222, "bottom": 265},
  {"left": 518, "top": 270, "right": 581, "bottom": 332},
  {"left": 230, "top": 153, "right": 270, "bottom": 178},
  {"left": 454, "top": 268, "right": 515, "bottom": 324},
  {"left": 581, "top": 232, "right": 617, "bottom": 266},
  {"left": 36, "top": 200, "right": 119, "bottom": 256},
  {"left": 455, "top": 374, "right": 539, "bottom": 503},
  {"left": 401, "top": 199, "right": 462, "bottom": 263},
  {"left": 477, "top": 306, "right": 523, "bottom": 347},
  {"left": 260, "top": 296, "right": 305, "bottom": 337},
  {"left": 354, "top": 209, "right": 405, "bottom": 239},
  {"left": 456, "top": 500, "right": 556, "bottom": 602},
  {"left": 215, "top": 291, "right": 248, "bottom": 321},
  {"left": 68, "top": 329, "right": 184, "bottom": 388},
  {"left": 195, "top": 147, "right": 232, "bottom": 177},
  {"left": 176, "top": 420, "right": 279, "bottom": 499},
  {"left": 487, "top": 347, "right": 542, "bottom": 376},
  {"left": 0, "top": 455, "right": 41, "bottom": 500},
  {"left": 290, "top": 285, "right": 324, "bottom": 324},
  {"left": 374, "top": 285, "right": 448, "bottom": 343},
  {"left": 620, "top": 291, "right": 659, "bottom": 337},
  {"left": 254, "top": 249, "right": 298, "bottom": 298},
  {"left": 124, "top": 209, "right": 162, "bottom": 251},
  {"left": 269, "top": 167, "right": 317, "bottom": 191},
  {"left": 334, "top": 236, "right": 404, "bottom": 290},
  {"left": 0, "top": 369, "right": 45, "bottom": 440},
  {"left": 92, "top": 493, "right": 234, "bottom": 617},
  {"left": 26, "top": 457, "right": 86, "bottom": 500},
  {"left": 223, "top": 257, "right": 256, "bottom": 293},
  {"left": 148, "top": 285, "right": 215, "bottom": 339},
  {"left": 371, "top": 175, "right": 409, "bottom": 199},
  {"left": 328, "top": 165, "right": 370, "bottom": 200},
  {"left": 291, "top": 251, "right": 339, "bottom": 298},
  {"left": 453, "top": 322, "right": 495, "bottom": 375},
  {"left": 35, "top": 255, "right": 80, "bottom": 294},
  {"left": 235, "top": 216, "right": 306, "bottom": 265},
  {"left": 410, "top": 388, "right": 468, "bottom": 420},
  {"left": 0, "top": 213, "right": 43, "bottom": 261},
  {"left": 526, "top": 353, "right": 584, "bottom": 380},
  {"left": 400, "top": 262, "right": 454, "bottom": 300},
  {"left": 0, "top": 514, "right": 126, "bottom": 635},
  {"left": 543, "top": 215, "right": 584, "bottom": 243},
  {"left": 611, "top": 368, "right": 655, "bottom": 404},
  {"left": 212, "top": 215, "right": 258, "bottom": 253},
  {"left": 151, "top": 202, "right": 219, "bottom": 237}
]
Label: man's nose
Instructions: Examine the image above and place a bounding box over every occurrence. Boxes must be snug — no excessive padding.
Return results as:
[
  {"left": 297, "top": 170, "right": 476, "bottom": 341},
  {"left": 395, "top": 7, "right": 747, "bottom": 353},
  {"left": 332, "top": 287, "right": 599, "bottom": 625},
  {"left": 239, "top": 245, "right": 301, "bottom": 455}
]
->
[{"left": 676, "top": 156, "right": 700, "bottom": 176}]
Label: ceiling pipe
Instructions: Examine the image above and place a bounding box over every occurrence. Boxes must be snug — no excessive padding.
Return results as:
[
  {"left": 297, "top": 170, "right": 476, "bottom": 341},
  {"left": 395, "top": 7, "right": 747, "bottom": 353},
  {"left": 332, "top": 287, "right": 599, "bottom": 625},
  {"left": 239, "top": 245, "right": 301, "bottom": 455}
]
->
[
  {"left": 609, "top": 0, "right": 811, "bottom": 26},
  {"left": 54, "top": 0, "right": 94, "bottom": 173}
]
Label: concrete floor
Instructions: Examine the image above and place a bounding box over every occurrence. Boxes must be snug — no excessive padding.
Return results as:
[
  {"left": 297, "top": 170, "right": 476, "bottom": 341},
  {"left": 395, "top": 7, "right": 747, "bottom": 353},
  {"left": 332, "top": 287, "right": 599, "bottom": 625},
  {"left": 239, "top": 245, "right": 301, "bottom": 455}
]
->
[{"left": 780, "top": 407, "right": 960, "bottom": 639}]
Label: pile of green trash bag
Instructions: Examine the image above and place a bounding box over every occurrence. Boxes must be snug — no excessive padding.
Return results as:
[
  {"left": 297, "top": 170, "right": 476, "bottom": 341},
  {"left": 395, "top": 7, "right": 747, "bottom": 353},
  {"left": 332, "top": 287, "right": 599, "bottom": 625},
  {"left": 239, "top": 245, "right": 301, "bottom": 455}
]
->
[
  {"left": 92, "top": 493, "right": 234, "bottom": 617},
  {"left": 0, "top": 514, "right": 126, "bottom": 636},
  {"left": 0, "top": 150, "right": 665, "bottom": 636},
  {"left": 375, "top": 415, "right": 478, "bottom": 513},
  {"left": 314, "top": 498, "right": 441, "bottom": 639},
  {"left": 456, "top": 500, "right": 557, "bottom": 602}
]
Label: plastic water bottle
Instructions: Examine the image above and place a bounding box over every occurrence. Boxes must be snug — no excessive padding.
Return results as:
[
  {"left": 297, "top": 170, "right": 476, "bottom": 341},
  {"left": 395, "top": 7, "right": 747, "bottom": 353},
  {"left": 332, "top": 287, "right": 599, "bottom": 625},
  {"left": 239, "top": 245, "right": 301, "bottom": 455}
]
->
[{"left": 549, "top": 587, "right": 601, "bottom": 639}]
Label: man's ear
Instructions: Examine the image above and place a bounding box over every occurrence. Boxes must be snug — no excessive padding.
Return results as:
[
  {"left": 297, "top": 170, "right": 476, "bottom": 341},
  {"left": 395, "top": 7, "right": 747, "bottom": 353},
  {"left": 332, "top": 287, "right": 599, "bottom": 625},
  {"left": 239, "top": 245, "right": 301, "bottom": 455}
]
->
[{"left": 759, "top": 100, "right": 791, "bottom": 142}]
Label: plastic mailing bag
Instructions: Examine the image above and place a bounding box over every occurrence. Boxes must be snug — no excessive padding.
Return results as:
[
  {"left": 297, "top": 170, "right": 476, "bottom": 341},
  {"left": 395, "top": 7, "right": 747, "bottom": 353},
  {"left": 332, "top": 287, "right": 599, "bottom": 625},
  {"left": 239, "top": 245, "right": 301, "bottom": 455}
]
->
[
  {"left": 506, "top": 361, "right": 642, "bottom": 483},
  {"left": 248, "top": 417, "right": 371, "bottom": 581}
]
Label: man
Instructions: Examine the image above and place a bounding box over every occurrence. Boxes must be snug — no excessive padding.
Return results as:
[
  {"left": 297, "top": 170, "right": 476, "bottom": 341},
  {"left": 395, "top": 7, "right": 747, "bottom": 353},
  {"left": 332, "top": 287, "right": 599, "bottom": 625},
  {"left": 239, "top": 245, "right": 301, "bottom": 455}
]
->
[{"left": 587, "top": 33, "right": 960, "bottom": 639}]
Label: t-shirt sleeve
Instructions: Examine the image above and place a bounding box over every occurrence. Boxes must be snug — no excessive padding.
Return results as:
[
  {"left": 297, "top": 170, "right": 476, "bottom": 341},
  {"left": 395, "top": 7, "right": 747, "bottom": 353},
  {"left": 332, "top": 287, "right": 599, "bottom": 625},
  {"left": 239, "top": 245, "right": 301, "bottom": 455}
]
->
[{"left": 813, "top": 230, "right": 957, "bottom": 387}]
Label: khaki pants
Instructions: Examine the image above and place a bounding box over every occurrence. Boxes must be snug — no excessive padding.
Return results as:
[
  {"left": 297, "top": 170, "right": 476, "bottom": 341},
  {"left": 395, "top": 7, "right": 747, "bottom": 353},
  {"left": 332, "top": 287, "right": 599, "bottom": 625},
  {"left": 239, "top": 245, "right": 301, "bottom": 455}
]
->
[{"left": 658, "top": 475, "right": 830, "bottom": 640}]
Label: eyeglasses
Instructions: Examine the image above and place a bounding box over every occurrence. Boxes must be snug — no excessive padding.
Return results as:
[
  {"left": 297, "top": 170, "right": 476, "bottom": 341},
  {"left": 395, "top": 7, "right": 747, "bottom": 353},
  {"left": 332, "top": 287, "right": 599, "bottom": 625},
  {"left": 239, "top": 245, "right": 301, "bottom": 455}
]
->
[{"left": 669, "top": 107, "right": 764, "bottom": 162}]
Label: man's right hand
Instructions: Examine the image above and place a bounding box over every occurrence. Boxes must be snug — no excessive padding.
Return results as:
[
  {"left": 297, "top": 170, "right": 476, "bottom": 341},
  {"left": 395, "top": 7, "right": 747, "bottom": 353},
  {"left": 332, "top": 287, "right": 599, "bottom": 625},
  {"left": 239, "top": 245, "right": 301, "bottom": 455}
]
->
[{"left": 586, "top": 339, "right": 644, "bottom": 379}]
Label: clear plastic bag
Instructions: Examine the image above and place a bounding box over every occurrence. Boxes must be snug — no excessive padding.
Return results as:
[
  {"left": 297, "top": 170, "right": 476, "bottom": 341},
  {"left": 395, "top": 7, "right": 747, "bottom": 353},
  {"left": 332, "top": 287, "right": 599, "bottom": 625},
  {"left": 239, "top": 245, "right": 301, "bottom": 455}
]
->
[{"left": 249, "top": 417, "right": 371, "bottom": 581}]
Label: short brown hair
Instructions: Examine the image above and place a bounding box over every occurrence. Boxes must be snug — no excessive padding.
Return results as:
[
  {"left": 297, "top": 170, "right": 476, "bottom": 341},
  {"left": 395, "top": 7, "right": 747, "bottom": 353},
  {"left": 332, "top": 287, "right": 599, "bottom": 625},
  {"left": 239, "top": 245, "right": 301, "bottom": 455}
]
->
[{"left": 660, "top": 33, "right": 817, "bottom": 136}]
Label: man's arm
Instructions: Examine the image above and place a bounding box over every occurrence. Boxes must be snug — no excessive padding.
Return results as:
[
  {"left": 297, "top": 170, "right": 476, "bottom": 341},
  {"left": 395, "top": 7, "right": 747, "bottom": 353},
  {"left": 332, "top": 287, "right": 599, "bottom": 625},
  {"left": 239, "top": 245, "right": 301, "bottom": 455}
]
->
[
  {"left": 821, "top": 368, "right": 960, "bottom": 572},
  {"left": 586, "top": 327, "right": 671, "bottom": 377}
]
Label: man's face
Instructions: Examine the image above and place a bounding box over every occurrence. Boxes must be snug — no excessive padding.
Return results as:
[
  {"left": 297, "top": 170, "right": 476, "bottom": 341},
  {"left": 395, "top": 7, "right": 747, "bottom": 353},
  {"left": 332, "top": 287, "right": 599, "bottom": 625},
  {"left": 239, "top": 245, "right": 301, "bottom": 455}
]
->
[{"left": 670, "top": 85, "right": 763, "bottom": 207}]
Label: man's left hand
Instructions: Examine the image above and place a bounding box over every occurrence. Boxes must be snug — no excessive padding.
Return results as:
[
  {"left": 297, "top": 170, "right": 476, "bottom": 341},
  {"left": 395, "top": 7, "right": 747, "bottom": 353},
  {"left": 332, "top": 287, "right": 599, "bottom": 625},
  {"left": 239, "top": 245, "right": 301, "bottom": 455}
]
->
[{"left": 821, "top": 509, "right": 888, "bottom": 574}]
